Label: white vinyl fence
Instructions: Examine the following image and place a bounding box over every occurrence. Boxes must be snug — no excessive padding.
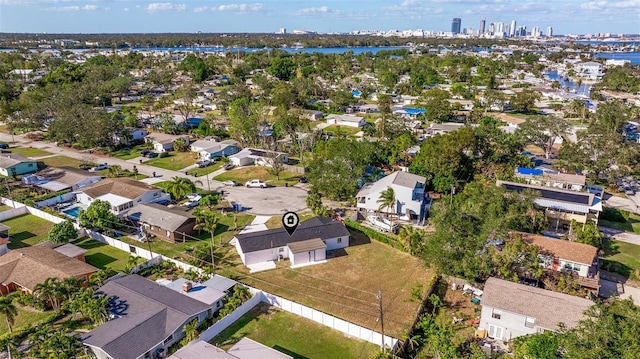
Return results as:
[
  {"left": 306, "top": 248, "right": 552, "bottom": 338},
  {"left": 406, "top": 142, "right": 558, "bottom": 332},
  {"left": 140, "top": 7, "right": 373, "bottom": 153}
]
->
[{"left": 2, "top": 197, "right": 398, "bottom": 350}]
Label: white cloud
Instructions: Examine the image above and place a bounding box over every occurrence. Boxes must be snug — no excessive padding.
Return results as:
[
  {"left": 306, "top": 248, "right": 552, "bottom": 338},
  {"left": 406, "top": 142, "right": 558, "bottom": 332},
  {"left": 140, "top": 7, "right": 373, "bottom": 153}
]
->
[
  {"left": 580, "top": 1, "right": 608, "bottom": 10},
  {"left": 385, "top": 0, "right": 424, "bottom": 11},
  {"left": 212, "top": 3, "right": 264, "bottom": 13},
  {"left": 44, "top": 3, "right": 101, "bottom": 11},
  {"left": 294, "top": 6, "right": 340, "bottom": 16},
  {"left": 193, "top": 6, "right": 208, "bottom": 12},
  {"left": 82, "top": 4, "right": 97, "bottom": 11},
  {"left": 146, "top": 2, "right": 187, "bottom": 13},
  {"left": 123, "top": 7, "right": 129, "bottom": 11},
  {"left": 613, "top": 0, "right": 640, "bottom": 8}
]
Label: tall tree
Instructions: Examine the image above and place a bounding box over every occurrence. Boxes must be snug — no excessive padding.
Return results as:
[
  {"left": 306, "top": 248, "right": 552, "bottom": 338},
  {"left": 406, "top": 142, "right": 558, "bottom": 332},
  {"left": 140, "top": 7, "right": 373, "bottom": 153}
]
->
[
  {"left": 517, "top": 115, "right": 569, "bottom": 160},
  {"left": 78, "top": 199, "right": 122, "bottom": 231},
  {"left": 48, "top": 220, "right": 77, "bottom": 244}
]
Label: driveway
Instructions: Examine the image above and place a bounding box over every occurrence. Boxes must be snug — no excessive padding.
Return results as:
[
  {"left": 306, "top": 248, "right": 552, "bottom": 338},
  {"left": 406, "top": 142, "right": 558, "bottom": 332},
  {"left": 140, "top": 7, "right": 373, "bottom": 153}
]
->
[{"left": 222, "top": 185, "right": 308, "bottom": 216}]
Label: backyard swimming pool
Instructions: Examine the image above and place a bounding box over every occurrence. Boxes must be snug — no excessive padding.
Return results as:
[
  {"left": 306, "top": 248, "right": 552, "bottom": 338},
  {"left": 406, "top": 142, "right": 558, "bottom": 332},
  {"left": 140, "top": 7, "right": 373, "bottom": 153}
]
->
[{"left": 63, "top": 207, "right": 81, "bottom": 218}]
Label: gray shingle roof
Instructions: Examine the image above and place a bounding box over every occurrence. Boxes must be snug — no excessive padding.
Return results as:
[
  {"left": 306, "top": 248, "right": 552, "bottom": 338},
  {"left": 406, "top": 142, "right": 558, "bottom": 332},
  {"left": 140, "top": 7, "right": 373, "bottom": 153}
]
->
[
  {"left": 234, "top": 217, "right": 349, "bottom": 254},
  {"left": 202, "top": 274, "right": 237, "bottom": 292},
  {"left": 127, "top": 203, "right": 195, "bottom": 232},
  {"left": 82, "top": 274, "right": 209, "bottom": 359},
  {"left": 356, "top": 171, "right": 426, "bottom": 198},
  {"left": 482, "top": 277, "right": 593, "bottom": 331}
]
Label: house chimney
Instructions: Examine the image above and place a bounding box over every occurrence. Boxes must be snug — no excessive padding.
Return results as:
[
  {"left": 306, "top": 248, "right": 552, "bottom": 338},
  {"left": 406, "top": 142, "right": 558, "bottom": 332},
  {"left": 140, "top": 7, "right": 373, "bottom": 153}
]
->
[{"left": 182, "top": 282, "right": 192, "bottom": 292}]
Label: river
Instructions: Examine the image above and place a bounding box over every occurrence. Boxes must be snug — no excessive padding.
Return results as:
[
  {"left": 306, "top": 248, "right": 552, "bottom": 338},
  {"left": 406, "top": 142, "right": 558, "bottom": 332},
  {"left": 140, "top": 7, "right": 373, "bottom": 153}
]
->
[{"left": 545, "top": 71, "right": 592, "bottom": 96}]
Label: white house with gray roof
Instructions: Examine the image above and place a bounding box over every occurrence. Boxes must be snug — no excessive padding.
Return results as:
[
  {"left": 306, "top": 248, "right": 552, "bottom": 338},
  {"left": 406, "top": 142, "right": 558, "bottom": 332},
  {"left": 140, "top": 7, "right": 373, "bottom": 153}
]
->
[
  {"left": 82, "top": 274, "right": 211, "bottom": 359},
  {"left": 233, "top": 217, "right": 350, "bottom": 271},
  {"left": 356, "top": 171, "right": 430, "bottom": 222},
  {"left": 325, "top": 114, "right": 366, "bottom": 128},
  {"left": 479, "top": 277, "right": 593, "bottom": 341}
]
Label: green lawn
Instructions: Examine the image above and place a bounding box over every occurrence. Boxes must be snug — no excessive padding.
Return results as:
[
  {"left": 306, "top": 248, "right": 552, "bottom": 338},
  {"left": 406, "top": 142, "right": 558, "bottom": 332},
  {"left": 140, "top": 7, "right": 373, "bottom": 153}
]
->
[
  {"left": 145, "top": 152, "right": 199, "bottom": 171},
  {"left": 39, "top": 155, "right": 84, "bottom": 168},
  {"left": 73, "top": 237, "right": 131, "bottom": 272},
  {"left": 2, "top": 214, "right": 55, "bottom": 249},
  {"left": 322, "top": 125, "right": 363, "bottom": 136},
  {"left": 211, "top": 304, "right": 379, "bottom": 359},
  {"left": 602, "top": 238, "right": 640, "bottom": 281},
  {"left": 116, "top": 211, "right": 254, "bottom": 262},
  {"left": 110, "top": 146, "right": 147, "bottom": 160},
  {"left": 5, "top": 147, "right": 52, "bottom": 157},
  {"left": 600, "top": 213, "right": 640, "bottom": 234},
  {"left": 214, "top": 166, "right": 304, "bottom": 187},
  {"left": 0, "top": 306, "right": 53, "bottom": 336},
  {"left": 191, "top": 161, "right": 224, "bottom": 177}
]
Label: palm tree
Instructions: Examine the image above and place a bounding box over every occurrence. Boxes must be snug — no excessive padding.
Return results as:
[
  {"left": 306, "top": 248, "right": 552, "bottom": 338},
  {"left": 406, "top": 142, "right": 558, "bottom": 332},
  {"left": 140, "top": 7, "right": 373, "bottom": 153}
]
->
[
  {"left": 0, "top": 297, "right": 17, "bottom": 334},
  {"left": 33, "top": 278, "right": 63, "bottom": 312},
  {"left": 194, "top": 209, "right": 219, "bottom": 265},
  {"left": 377, "top": 186, "right": 397, "bottom": 226},
  {"left": 165, "top": 176, "right": 202, "bottom": 200},
  {"left": 182, "top": 319, "right": 200, "bottom": 344},
  {"left": 199, "top": 193, "right": 220, "bottom": 211},
  {"left": 60, "top": 277, "right": 81, "bottom": 301}
]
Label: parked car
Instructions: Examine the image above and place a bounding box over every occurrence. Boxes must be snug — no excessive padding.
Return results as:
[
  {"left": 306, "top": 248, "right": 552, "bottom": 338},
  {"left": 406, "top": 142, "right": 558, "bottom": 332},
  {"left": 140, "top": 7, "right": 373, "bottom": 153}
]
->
[
  {"left": 89, "top": 163, "right": 109, "bottom": 172},
  {"left": 140, "top": 149, "right": 152, "bottom": 157},
  {"left": 624, "top": 186, "right": 636, "bottom": 195},
  {"left": 223, "top": 180, "right": 238, "bottom": 187},
  {"left": 146, "top": 152, "right": 159, "bottom": 158},
  {"left": 0, "top": 143, "right": 9, "bottom": 149},
  {"left": 223, "top": 163, "right": 235, "bottom": 170},
  {"left": 185, "top": 193, "right": 202, "bottom": 201},
  {"left": 245, "top": 179, "right": 267, "bottom": 188},
  {"left": 196, "top": 160, "right": 212, "bottom": 168},
  {"left": 298, "top": 176, "right": 308, "bottom": 183},
  {"left": 184, "top": 200, "right": 200, "bottom": 209}
]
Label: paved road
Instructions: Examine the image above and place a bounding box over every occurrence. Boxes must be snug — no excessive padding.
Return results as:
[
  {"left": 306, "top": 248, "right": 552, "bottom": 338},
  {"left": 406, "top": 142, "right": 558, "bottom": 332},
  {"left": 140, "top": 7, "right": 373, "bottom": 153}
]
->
[{"left": 0, "top": 132, "right": 308, "bottom": 216}]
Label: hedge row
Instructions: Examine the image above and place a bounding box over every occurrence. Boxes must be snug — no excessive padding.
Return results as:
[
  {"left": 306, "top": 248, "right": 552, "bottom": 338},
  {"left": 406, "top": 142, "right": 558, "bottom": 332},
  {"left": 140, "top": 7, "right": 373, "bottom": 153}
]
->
[{"left": 344, "top": 219, "right": 405, "bottom": 251}]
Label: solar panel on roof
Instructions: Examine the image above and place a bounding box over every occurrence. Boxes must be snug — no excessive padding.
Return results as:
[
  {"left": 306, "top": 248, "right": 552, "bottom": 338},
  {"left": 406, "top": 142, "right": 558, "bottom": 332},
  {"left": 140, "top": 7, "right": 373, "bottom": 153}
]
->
[{"left": 502, "top": 183, "right": 591, "bottom": 205}]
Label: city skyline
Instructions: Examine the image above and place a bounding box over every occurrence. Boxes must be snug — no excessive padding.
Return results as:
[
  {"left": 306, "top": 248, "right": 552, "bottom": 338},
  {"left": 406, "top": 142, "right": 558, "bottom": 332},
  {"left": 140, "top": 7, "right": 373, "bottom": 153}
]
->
[{"left": 0, "top": 0, "right": 639, "bottom": 35}]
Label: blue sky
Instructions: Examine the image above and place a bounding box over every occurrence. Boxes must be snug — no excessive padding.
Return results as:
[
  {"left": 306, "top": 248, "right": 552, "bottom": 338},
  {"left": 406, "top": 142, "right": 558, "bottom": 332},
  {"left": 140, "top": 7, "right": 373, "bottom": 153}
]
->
[{"left": 1, "top": 0, "right": 639, "bottom": 35}]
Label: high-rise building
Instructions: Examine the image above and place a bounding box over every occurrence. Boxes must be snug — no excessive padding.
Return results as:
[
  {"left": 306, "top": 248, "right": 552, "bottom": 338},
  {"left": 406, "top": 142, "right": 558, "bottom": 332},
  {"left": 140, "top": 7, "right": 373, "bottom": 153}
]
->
[
  {"left": 531, "top": 26, "right": 540, "bottom": 37},
  {"left": 451, "top": 18, "right": 461, "bottom": 34},
  {"left": 546, "top": 26, "right": 553, "bottom": 37},
  {"left": 510, "top": 20, "right": 517, "bottom": 37},
  {"left": 479, "top": 19, "right": 486, "bottom": 34}
]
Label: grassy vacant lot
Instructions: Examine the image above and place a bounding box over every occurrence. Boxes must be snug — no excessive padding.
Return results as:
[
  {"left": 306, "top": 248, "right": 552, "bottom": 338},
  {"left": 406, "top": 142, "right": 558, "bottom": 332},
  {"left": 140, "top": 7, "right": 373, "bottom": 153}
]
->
[
  {"left": 5, "top": 147, "right": 51, "bottom": 157},
  {"left": 211, "top": 304, "right": 379, "bottom": 359},
  {"left": 601, "top": 238, "right": 640, "bottom": 281},
  {"left": 323, "top": 124, "right": 363, "bottom": 136},
  {"left": 74, "top": 237, "right": 131, "bottom": 273},
  {"left": 39, "top": 155, "right": 84, "bottom": 168},
  {"left": 214, "top": 166, "right": 304, "bottom": 187},
  {"left": 110, "top": 145, "right": 147, "bottom": 160},
  {"left": 145, "top": 152, "right": 198, "bottom": 171},
  {"left": 0, "top": 306, "right": 53, "bottom": 336},
  {"left": 226, "top": 232, "right": 433, "bottom": 338},
  {"left": 2, "top": 214, "right": 55, "bottom": 249}
]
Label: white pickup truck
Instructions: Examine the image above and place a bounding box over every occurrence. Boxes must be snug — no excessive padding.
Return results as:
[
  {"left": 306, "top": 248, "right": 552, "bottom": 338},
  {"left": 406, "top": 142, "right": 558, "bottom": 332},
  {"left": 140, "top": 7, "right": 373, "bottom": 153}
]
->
[{"left": 245, "top": 179, "right": 267, "bottom": 188}]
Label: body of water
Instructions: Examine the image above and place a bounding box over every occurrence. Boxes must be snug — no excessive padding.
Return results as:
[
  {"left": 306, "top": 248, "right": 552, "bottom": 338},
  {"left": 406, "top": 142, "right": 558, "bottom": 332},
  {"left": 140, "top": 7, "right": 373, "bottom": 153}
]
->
[
  {"left": 131, "top": 46, "right": 408, "bottom": 55},
  {"left": 545, "top": 71, "right": 592, "bottom": 96},
  {"left": 595, "top": 52, "right": 640, "bottom": 65},
  {"left": 63, "top": 207, "right": 81, "bottom": 218}
]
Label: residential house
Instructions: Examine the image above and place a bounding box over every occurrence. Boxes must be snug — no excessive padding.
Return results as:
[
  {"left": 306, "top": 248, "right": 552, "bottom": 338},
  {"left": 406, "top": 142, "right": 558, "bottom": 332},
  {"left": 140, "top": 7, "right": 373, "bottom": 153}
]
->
[
  {"left": 393, "top": 106, "right": 426, "bottom": 119},
  {"left": 514, "top": 167, "right": 587, "bottom": 192},
  {"left": 0, "top": 246, "right": 97, "bottom": 295},
  {"left": 145, "top": 132, "right": 190, "bottom": 153},
  {"left": 53, "top": 243, "right": 88, "bottom": 262},
  {"left": 169, "top": 338, "right": 293, "bottom": 359},
  {"left": 77, "top": 178, "right": 168, "bottom": 215},
  {"left": 479, "top": 277, "right": 592, "bottom": 341},
  {"left": 511, "top": 231, "right": 600, "bottom": 293},
  {"left": 0, "top": 153, "right": 38, "bottom": 176},
  {"left": 127, "top": 203, "right": 197, "bottom": 243},
  {"left": 0, "top": 233, "right": 9, "bottom": 256},
  {"left": 114, "top": 127, "right": 149, "bottom": 145},
  {"left": 325, "top": 114, "right": 366, "bottom": 128},
  {"left": 496, "top": 180, "right": 602, "bottom": 229},
  {"left": 82, "top": 274, "right": 211, "bottom": 359},
  {"left": 233, "top": 216, "right": 350, "bottom": 270},
  {"left": 448, "top": 99, "right": 474, "bottom": 111},
  {"left": 190, "top": 139, "right": 238, "bottom": 160},
  {"left": 228, "top": 148, "right": 288, "bottom": 167},
  {"left": 202, "top": 274, "right": 238, "bottom": 294},
  {"left": 493, "top": 113, "right": 526, "bottom": 130},
  {"left": 578, "top": 62, "right": 603, "bottom": 80},
  {"left": 300, "top": 109, "right": 323, "bottom": 121},
  {"left": 23, "top": 166, "right": 102, "bottom": 192},
  {"left": 164, "top": 278, "right": 226, "bottom": 311},
  {"left": 356, "top": 171, "right": 430, "bottom": 222},
  {"left": 426, "top": 122, "right": 465, "bottom": 136}
]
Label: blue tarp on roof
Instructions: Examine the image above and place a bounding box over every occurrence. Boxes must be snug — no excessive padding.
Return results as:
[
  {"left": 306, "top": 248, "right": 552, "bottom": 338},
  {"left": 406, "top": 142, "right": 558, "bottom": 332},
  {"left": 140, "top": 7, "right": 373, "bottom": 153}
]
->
[
  {"left": 517, "top": 167, "right": 543, "bottom": 176},
  {"left": 403, "top": 107, "right": 426, "bottom": 115}
]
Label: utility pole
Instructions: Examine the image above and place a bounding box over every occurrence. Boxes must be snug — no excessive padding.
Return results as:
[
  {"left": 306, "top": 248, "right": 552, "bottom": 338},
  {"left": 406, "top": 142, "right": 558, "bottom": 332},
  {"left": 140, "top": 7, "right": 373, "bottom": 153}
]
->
[{"left": 376, "top": 290, "right": 385, "bottom": 354}]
